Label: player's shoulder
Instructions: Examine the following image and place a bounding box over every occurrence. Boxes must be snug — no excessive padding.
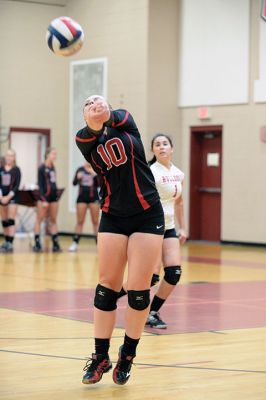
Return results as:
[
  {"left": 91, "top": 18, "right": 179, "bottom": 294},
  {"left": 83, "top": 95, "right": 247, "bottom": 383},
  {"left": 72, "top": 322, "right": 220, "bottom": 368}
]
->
[
  {"left": 38, "top": 163, "right": 45, "bottom": 170},
  {"left": 150, "top": 161, "right": 164, "bottom": 172},
  {"left": 171, "top": 164, "right": 185, "bottom": 179}
]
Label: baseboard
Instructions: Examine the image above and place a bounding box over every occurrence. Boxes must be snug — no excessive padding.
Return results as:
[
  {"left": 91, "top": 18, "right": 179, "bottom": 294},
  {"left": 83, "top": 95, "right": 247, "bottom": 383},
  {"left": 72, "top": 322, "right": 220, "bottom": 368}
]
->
[
  {"left": 58, "top": 231, "right": 96, "bottom": 239},
  {"left": 221, "top": 240, "right": 266, "bottom": 248}
]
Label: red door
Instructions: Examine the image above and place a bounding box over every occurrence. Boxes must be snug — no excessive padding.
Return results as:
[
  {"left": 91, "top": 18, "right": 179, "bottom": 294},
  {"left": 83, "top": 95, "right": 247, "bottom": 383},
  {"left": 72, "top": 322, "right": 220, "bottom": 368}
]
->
[{"left": 189, "top": 126, "right": 222, "bottom": 241}]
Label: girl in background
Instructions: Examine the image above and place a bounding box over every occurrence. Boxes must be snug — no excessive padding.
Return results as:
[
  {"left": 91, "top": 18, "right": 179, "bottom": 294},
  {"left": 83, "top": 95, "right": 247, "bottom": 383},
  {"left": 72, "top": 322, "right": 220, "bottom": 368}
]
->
[
  {"left": 69, "top": 162, "right": 100, "bottom": 251},
  {"left": 117, "top": 133, "right": 187, "bottom": 329},
  {"left": 0, "top": 149, "right": 21, "bottom": 253},
  {"left": 145, "top": 133, "right": 187, "bottom": 328},
  {"left": 32, "top": 147, "right": 61, "bottom": 252}
]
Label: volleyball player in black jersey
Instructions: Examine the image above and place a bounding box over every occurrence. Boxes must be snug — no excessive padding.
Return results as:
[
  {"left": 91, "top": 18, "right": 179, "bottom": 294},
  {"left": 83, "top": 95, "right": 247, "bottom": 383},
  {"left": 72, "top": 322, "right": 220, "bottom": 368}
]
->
[
  {"left": 76, "top": 95, "right": 164, "bottom": 386},
  {"left": 69, "top": 162, "right": 100, "bottom": 251},
  {"left": 32, "top": 148, "right": 61, "bottom": 252},
  {"left": 0, "top": 149, "right": 21, "bottom": 253}
]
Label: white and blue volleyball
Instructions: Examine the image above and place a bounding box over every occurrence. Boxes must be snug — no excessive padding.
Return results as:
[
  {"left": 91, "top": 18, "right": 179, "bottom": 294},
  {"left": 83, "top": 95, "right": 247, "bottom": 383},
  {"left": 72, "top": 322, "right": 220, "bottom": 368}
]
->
[{"left": 46, "top": 16, "right": 84, "bottom": 56}]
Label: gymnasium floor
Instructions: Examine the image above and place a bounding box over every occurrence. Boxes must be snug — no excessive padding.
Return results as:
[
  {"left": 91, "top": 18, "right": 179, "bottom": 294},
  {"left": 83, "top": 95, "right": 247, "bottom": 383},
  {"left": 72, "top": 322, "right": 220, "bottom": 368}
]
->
[{"left": 0, "top": 237, "right": 266, "bottom": 400}]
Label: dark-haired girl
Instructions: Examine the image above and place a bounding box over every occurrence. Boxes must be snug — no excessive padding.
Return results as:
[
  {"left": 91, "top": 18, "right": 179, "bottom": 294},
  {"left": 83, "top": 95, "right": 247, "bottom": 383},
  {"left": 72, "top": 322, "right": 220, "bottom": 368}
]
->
[
  {"left": 32, "top": 147, "right": 61, "bottom": 252},
  {"left": 69, "top": 162, "right": 100, "bottom": 251},
  {"left": 145, "top": 133, "right": 187, "bottom": 328}
]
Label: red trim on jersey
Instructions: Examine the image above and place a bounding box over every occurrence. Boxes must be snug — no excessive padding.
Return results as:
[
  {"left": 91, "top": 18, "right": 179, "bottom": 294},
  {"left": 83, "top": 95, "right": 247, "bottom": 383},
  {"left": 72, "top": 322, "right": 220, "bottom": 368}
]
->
[
  {"left": 125, "top": 133, "right": 150, "bottom": 210},
  {"left": 61, "top": 17, "right": 78, "bottom": 36},
  {"left": 91, "top": 154, "right": 111, "bottom": 212},
  {"left": 112, "top": 111, "right": 129, "bottom": 128},
  {"left": 76, "top": 135, "right": 96, "bottom": 143}
]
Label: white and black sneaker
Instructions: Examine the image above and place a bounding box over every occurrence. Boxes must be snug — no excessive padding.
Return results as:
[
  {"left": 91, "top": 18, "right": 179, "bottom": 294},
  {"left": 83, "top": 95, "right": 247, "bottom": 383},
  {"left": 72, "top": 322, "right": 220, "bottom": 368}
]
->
[
  {"left": 68, "top": 242, "right": 78, "bottom": 252},
  {"left": 145, "top": 311, "right": 167, "bottom": 329},
  {"left": 0, "top": 242, "right": 13, "bottom": 253}
]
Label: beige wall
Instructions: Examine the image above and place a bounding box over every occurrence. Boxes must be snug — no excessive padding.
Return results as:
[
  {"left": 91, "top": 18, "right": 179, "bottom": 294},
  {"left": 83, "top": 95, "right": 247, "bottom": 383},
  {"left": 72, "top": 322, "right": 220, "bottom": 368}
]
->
[
  {"left": 147, "top": 0, "right": 181, "bottom": 157},
  {"left": 178, "top": 0, "right": 266, "bottom": 244},
  {"left": 0, "top": 0, "right": 149, "bottom": 235},
  {"left": 0, "top": 0, "right": 266, "bottom": 244}
]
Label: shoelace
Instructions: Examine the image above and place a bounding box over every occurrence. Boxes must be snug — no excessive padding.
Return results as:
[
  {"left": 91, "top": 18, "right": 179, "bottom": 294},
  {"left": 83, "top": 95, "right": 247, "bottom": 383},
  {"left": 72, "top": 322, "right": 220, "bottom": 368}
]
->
[
  {"left": 83, "top": 357, "right": 100, "bottom": 372},
  {"left": 116, "top": 357, "right": 134, "bottom": 372}
]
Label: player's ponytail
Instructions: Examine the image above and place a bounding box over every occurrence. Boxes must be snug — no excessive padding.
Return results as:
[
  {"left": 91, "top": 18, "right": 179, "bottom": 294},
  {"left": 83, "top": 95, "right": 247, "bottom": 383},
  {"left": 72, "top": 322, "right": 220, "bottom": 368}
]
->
[{"left": 148, "top": 155, "right": 157, "bottom": 166}]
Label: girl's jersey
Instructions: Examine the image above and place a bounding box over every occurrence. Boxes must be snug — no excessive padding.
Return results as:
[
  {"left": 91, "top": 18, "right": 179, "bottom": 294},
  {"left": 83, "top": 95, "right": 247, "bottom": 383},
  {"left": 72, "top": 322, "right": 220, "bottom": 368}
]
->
[
  {"left": 150, "top": 161, "right": 184, "bottom": 230},
  {"left": 38, "top": 163, "right": 57, "bottom": 201},
  {"left": 73, "top": 166, "right": 99, "bottom": 200},
  {"left": 76, "top": 109, "right": 160, "bottom": 217},
  {"left": 0, "top": 166, "right": 21, "bottom": 197}
]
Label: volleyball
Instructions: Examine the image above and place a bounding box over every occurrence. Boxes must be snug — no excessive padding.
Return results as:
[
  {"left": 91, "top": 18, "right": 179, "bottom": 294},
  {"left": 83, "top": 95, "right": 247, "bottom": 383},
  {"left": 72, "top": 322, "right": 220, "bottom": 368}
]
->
[{"left": 46, "top": 16, "right": 84, "bottom": 56}]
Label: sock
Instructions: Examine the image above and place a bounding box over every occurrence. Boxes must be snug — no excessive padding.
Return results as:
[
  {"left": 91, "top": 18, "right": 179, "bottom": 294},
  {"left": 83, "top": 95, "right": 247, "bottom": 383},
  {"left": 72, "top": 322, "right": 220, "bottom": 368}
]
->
[
  {"left": 117, "top": 287, "right": 127, "bottom": 299},
  {"left": 151, "top": 273, "right": 160, "bottom": 287},
  {"left": 95, "top": 338, "right": 110, "bottom": 356},
  {"left": 6, "top": 236, "right": 14, "bottom": 244},
  {"left": 150, "top": 295, "right": 165, "bottom": 313},
  {"left": 73, "top": 234, "right": 80, "bottom": 244},
  {"left": 52, "top": 234, "right": 59, "bottom": 245},
  {"left": 122, "top": 334, "right": 139, "bottom": 357}
]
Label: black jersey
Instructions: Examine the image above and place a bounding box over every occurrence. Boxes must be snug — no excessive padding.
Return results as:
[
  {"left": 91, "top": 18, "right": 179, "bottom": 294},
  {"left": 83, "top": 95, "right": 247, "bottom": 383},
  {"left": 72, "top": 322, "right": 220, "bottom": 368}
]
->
[
  {"left": 76, "top": 109, "right": 160, "bottom": 216},
  {"left": 73, "top": 166, "right": 99, "bottom": 200},
  {"left": 38, "top": 163, "right": 57, "bottom": 201},
  {"left": 0, "top": 166, "right": 21, "bottom": 198}
]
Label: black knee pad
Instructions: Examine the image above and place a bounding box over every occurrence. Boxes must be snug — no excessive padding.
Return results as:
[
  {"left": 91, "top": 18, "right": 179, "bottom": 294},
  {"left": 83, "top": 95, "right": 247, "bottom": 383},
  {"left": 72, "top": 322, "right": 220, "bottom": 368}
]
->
[
  {"left": 151, "top": 273, "right": 160, "bottom": 287},
  {"left": 2, "top": 220, "right": 9, "bottom": 228},
  {"left": 164, "top": 266, "right": 182, "bottom": 285},
  {"left": 7, "top": 219, "right": 15, "bottom": 226},
  {"left": 94, "top": 284, "right": 118, "bottom": 311},
  {"left": 128, "top": 289, "right": 150, "bottom": 311}
]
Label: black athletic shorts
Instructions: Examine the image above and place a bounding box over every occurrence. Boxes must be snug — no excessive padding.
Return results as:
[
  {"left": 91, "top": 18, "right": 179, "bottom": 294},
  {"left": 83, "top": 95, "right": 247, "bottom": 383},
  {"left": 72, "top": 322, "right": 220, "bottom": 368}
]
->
[
  {"left": 76, "top": 194, "right": 99, "bottom": 204},
  {"left": 99, "top": 201, "right": 165, "bottom": 236},
  {"left": 164, "top": 228, "right": 179, "bottom": 239},
  {"left": 41, "top": 192, "right": 58, "bottom": 203}
]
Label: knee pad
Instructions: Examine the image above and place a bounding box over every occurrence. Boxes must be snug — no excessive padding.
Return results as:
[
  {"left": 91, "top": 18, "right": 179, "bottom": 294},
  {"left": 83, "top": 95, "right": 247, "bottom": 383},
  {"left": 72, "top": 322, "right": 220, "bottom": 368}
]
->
[
  {"left": 128, "top": 289, "right": 150, "bottom": 311},
  {"left": 94, "top": 284, "right": 118, "bottom": 311},
  {"left": 7, "top": 219, "right": 15, "bottom": 226},
  {"left": 164, "top": 266, "right": 182, "bottom": 285},
  {"left": 151, "top": 273, "right": 160, "bottom": 287},
  {"left": 2, "top": 220, "right": 9, "bottom": 228}
]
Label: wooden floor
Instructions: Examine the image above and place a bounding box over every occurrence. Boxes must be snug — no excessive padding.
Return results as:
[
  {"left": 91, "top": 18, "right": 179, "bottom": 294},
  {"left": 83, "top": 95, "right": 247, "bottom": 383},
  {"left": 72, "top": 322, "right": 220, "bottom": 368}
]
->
[{"left": 0, "top": 237, "right": 266, "bottom": 400}]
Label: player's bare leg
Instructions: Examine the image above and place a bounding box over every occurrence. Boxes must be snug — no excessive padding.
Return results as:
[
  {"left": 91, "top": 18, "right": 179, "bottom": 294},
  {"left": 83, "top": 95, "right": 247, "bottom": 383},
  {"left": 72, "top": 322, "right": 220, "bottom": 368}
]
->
[
  {"left": 112, "top": 232, "right": 163, "bottom": 385},
  {"left": 82, "top": 232, "right": 127, "bottom": 384},
  {"left": 88, "top": 202, "right": 100, "bottom": 238},
  {"left": 49, "top": 202, "right": 61, "bottom": 252},
  {"left": 147, "top": 237, "right": 182, "bottom": 329},
  {"left": 32, "top": 201, "right": 48, "bottom": 252}
]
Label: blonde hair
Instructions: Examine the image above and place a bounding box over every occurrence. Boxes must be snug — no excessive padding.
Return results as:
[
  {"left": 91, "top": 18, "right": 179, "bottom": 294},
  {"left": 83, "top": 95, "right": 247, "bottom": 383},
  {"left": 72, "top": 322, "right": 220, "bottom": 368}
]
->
[
  {"left": 44, "top": 147, "right": 56, "bottom": 160},
  {"left": 5, "top": 148, "right": 16, "bottom": 167}
]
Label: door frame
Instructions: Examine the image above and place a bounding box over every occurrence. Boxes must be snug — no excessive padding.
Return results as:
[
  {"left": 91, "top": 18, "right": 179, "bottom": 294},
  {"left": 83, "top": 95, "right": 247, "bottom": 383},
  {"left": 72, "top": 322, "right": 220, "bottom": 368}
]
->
[
  {"left": 9, "top": 126, "right": 50, "bottom": 166},
  {"left": 9, "top": 127, "right": 50, "bottom": 147},
  {"left": 189, "top": 125, "right": 223, "bottom": 240}
]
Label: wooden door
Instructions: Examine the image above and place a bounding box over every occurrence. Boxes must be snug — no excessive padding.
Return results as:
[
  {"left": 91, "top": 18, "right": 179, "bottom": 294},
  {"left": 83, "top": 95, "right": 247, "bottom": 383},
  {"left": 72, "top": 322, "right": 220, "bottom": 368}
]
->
[{"left": 189, "top": 126, "right": 222, "bottom": 241}]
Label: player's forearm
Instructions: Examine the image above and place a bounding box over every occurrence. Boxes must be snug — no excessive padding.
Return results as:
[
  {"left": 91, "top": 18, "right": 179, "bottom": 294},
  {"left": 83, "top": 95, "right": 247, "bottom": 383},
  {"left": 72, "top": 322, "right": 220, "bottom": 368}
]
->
[{"left": 175, "top": 203, "right": 185, "bottom": 230}]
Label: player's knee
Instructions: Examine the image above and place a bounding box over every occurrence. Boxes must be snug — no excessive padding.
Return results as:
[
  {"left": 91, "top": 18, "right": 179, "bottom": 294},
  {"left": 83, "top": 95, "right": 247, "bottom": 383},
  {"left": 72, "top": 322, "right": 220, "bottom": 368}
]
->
[
  {"left": 128, "top": 289, "right": 150, "bottom": 311},
  {"left": 94, "top": 284, "right": 118, "bottom": 311},
  {"left": 7, "top": 219, "right": 15, "bottom": 226},
  {"left": 2, "top": 220, "right": 9, "bottom": 228},
  {"left": 164, "top": 266, "right": 182, "bottom": 285},
  {"left": 151, "top": 273, "right": 160, "bottom": 287}
]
